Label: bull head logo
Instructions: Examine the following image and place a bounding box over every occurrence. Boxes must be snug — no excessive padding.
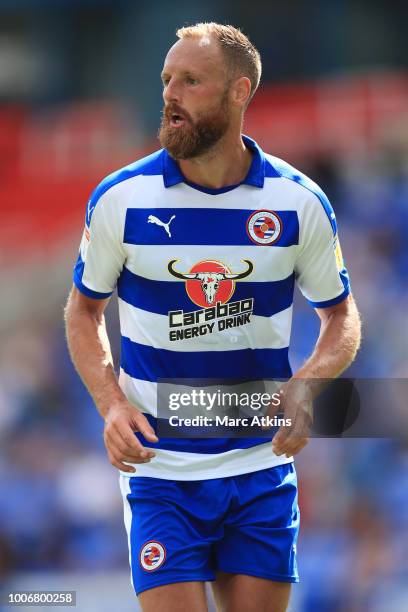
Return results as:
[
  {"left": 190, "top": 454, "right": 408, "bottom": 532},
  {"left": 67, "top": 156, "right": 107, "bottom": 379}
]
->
[{"left": 168, "top": 259, "right": 253, "bottom": 305}]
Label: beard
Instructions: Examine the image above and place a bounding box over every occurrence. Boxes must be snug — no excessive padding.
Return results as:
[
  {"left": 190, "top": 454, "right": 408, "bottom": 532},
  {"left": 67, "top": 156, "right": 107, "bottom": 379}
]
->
[{"left": 158, "top": 92, "right": 230, "bottom": 160}]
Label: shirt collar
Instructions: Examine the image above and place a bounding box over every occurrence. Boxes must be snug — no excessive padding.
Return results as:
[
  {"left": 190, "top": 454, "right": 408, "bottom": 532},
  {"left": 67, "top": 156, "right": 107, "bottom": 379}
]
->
[{"left": 162, "top": 134, "right": 265, "bottom": 189}]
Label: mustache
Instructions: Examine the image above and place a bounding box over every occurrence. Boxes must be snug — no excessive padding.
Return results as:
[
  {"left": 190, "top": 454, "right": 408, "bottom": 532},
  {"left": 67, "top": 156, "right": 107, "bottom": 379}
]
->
[{"left": 162, "top": 104, "right": 193, "bottom": 124}]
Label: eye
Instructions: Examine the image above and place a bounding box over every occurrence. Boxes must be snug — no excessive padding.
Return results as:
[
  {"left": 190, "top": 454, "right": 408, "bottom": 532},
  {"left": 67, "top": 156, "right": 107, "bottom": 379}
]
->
[{"left": 186, "top": 76, "right": 198, "bottom": 85}]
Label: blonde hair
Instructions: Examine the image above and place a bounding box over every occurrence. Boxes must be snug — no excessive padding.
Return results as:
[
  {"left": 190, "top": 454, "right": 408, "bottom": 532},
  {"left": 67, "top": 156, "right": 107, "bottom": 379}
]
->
[{"left": 176, "top": 22, "right": 262, "bottom": 106}]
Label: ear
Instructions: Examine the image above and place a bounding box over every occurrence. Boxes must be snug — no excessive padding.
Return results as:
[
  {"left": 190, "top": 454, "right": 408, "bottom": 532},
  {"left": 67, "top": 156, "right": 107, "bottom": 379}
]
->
[{"left": 230, "top": 76, "right": 252, "bottom": 108}]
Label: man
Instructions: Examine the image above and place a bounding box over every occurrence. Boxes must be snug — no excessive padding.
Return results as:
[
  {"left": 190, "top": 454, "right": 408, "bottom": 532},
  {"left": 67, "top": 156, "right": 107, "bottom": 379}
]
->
[{"left": 65, "top": 22, "right": 361, "bottom": 612}]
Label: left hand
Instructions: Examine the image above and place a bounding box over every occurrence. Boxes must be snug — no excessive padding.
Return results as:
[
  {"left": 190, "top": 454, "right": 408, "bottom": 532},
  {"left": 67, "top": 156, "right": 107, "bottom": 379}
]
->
[{"left": 268, "top": 380, "right": 313, "bottom": 457}]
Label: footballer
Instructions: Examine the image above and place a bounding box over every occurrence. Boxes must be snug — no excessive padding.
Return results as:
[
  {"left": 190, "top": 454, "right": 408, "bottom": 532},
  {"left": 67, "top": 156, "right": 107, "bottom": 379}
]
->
[{"left": 65, "top": 22, "right": 361, "bottom": 612}]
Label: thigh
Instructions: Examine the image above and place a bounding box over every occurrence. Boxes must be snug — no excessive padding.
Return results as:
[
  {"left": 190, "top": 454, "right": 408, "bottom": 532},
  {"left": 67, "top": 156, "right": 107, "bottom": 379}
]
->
[
  {"left": 215, "top": 463, "right": 300, "bottom": 583},
  {"left": 120, "top": 475, "right": 223, "bottom": 597},
  {"left": 140, "top": 581, "right": 208, "bottom": 612},
  {"left": 212, "top": 572, "right": 291, "bottom": 612}
]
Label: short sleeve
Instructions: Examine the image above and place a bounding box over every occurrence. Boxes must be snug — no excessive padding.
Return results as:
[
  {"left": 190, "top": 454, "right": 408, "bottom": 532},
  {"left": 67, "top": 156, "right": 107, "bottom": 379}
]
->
[
  {"left": 73, "top": 187, "right": 125, "bottom": 299},
  {"left": 295, "top": 193, "right": 350, "bottom": 308}
]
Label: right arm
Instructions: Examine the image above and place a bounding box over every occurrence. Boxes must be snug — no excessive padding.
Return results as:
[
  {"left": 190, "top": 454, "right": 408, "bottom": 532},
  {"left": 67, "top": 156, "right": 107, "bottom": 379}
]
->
[{"left": 64, "top": 286, "right": 158, "bottom": 474}]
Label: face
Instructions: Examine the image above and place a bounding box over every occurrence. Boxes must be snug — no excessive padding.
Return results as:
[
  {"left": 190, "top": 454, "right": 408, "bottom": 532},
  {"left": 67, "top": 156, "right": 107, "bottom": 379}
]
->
[{"left": 158, "top": 36, "right": 232, "bottom": 160}]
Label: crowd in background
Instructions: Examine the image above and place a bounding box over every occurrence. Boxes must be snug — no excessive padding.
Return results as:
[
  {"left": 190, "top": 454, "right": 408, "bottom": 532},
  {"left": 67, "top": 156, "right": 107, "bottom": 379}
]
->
[
  {"left": 1, "top": 1, "right": 408, "bottom": 610},
  {"left": 1, "top": 147, "right": 408, "bottom": 610}
]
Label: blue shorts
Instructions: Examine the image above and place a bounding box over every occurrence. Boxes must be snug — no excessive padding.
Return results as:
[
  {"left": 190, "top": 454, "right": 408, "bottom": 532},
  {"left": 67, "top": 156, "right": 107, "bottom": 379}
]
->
[{"left": 120, "top": 463, "right": 299, "bottom": 596}]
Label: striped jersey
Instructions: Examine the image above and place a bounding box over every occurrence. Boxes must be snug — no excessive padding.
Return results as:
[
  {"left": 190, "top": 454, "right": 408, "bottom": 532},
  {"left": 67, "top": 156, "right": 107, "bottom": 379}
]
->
[{"left": 73, "top": 135, "right": 350, "bottom": 480}]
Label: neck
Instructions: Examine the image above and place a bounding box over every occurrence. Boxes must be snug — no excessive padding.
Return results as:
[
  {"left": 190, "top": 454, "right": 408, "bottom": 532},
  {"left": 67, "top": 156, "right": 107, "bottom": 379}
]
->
[{"left": 177, "top": 132, "right": 253, "bottom": 189}]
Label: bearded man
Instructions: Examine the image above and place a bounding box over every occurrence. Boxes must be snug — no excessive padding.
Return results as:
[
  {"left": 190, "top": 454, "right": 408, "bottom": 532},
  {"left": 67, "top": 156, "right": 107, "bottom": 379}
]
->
[{"left": 65, "top": 22, "right": 360, "bottom": 612}]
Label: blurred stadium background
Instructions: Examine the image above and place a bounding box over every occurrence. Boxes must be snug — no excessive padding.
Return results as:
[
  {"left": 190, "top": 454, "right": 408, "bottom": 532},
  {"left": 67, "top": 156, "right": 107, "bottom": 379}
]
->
[{"left": 0, "top": 1, "right": 407, "bottom": 610}]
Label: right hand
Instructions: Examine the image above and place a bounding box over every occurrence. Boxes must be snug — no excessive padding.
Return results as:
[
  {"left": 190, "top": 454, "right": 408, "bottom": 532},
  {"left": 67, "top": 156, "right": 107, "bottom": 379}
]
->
[{"left": 103, "top": 401, "right": 159, "bottom": 473}]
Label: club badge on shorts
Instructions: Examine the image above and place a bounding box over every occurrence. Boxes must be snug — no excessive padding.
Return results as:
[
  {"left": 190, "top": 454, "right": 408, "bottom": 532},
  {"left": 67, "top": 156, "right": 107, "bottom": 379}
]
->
[
  {"left": 140, "top": 541, "right": 166, "bottom": 571},
  {"left": 246, "top": 210, "right": 282, "bottom": 245}
]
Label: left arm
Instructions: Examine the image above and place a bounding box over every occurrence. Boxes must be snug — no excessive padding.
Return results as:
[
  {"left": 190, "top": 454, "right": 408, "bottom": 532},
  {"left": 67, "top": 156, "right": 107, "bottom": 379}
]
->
[
  {"left": 272, "top": 294, "right": 361, "bottom": 457},
  {"left": 295, "top": 293, "right": 361, "bottom": 380},
  {"left": 270, "top": 179, "right": 361, "bottom": 457}
]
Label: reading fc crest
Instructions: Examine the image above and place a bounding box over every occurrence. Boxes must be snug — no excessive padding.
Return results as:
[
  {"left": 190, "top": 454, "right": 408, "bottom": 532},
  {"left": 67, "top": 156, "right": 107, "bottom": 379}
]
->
[
  {"left": 140, "top": 541, "right": 166, "bottom": 571},
  {"left": 247, "top": 210, "right": 282, "bottom": 245}
]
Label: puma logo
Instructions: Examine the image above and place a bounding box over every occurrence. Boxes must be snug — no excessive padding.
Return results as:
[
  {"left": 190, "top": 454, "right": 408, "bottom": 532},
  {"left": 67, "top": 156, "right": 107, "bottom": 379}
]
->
[{"left": 147, "top": 214, "right": 176, "bottom": 238}]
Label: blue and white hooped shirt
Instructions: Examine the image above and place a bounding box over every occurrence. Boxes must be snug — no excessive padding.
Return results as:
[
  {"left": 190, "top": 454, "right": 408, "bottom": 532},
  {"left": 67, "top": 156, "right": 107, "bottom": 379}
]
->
[{"left": 73, "top": 135, "right": 350, "bottom": 480}]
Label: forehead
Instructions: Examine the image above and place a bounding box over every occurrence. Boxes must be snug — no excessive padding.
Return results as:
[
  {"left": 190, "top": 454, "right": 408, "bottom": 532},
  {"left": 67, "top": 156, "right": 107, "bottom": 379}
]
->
[{"left": 162, "top": 36, "right": 226, "bottom": 78}]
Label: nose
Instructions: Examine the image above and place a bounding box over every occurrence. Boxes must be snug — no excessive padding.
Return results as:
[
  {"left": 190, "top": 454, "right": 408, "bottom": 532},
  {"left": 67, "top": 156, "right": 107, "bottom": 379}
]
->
[{"left": 163, "top": 77, "right": 181, "bottom": 104}]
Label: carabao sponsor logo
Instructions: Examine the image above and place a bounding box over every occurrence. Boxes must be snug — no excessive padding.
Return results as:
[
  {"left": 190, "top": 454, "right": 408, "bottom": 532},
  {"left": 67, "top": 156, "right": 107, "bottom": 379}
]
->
[{"left": 167, "top": 259, "right": 254, "bottom": 342}]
